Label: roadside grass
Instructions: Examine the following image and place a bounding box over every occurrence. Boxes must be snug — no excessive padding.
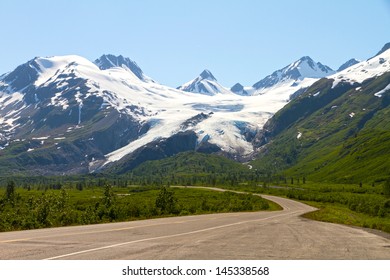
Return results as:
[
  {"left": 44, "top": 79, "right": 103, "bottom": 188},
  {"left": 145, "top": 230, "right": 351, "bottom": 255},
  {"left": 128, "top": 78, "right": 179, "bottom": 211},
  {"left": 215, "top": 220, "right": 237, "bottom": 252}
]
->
[
  {"left": 0, "top": 185, "right": 278, "bottom": 232},
  {"left": 302, "top": 201, "right": 390, "bottom": 234},
  {"left": 222, "top": 181, "right": 390, "bottom": 234},
  {"left": 2, "top": 179, "right": 388, "bottom": 234}
]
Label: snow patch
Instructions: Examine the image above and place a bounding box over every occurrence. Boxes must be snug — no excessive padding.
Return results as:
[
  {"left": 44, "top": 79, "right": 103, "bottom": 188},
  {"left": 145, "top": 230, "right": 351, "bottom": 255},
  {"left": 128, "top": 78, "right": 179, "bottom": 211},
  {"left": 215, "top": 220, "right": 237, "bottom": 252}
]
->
[
  {"left": 32, "top": 136, "right": 50, "bottom": 140},
  {"left": 373, "top": 83, "right": 390, "bottom": 98},
  {"left": 330, "top": 48, "right": 390, "bottom": 86}
]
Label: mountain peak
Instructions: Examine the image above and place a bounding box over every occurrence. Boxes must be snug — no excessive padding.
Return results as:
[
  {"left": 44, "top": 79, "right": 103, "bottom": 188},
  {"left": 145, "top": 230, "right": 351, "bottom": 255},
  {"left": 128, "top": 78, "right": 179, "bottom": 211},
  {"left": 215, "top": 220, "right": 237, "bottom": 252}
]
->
[
  {"left": 1, "top": 58, "right": 41, "bottom": 91},
  {"left": 337, "top": 58, "right": 360, "bottom": 72},
  {"left": 230, "top": 83, "right": 249, "bottom": 96},
  {"left": 177, "top": 70, "right": 229, "bottom": 95},
  {"left": 253, "top": 56, "right": 334, "bottom": 90},
  {"left": 376, "top": 42, "right": 390, "bottom": 56},
  {"left": 295, "top": 56, "right": 317, "bottom": 70},
  {"left": 94, "top": 54, "right": 145, "bottom": 80},
  {"left": 299, "top": 56, "right": 314, "bottom": 62},
  {"left": 199, "top": 69, "right": 216, "bottom": 81},
  {"left": 231, "top": 83, "right": 243, "bottom": 91}
]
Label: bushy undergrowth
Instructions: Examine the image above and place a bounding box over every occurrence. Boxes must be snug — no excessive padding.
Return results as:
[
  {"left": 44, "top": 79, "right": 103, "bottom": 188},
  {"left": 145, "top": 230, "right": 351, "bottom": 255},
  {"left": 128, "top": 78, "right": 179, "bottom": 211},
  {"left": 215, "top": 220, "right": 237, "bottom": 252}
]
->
[
  {"left": 0, "top": 184, "right": 270, "bottom": 232},
  {"left": 233, "top": 181, "right": 390, "bottom": 233}
]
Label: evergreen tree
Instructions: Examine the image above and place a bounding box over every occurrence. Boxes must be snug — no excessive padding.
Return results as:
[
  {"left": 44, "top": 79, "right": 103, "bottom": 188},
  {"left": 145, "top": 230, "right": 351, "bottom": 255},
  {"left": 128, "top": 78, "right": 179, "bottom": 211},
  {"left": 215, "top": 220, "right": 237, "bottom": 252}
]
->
[
  {"left": 103, "top": 184, "right": 115, "bottom": 208},
  {"left": 155, "top": 186, "right": 177, "bottom": 214},
  {"left": 6, "top": 181, "right": 16, "bottom": 201}
]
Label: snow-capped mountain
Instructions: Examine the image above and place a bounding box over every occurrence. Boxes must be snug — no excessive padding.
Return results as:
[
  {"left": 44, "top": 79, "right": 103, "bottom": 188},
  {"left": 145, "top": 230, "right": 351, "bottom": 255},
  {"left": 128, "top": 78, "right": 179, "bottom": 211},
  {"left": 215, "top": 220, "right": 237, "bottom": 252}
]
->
[
  {"left": 330, "top": 46, "right": 390, "bottom": 88},
  {"left": 0, "top": 55, "right": 158, "bottom": 174},
  {"left": 0, "top": 43, "right": 389, "bottom": 176},
  {"left": 252, "top": 45, "right": 390, "bottom": 182},
  {"left": 337, "top": 58, "right": 360, "bottom": 72},
  {"left": 177, "top": 70, "right": 233, "bottom": 95},
  {"left": 252, "top": 56, "right": 335, "bottom": 92},
  {"left": 0, "top": 56, "right": 287, "bottom": 174}
]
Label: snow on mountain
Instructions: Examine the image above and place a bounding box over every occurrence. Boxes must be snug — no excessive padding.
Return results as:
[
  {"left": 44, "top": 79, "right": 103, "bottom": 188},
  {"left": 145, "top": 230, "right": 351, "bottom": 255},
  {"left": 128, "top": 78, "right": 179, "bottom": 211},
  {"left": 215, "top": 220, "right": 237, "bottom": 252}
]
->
[
  {"left": 337, "top": 58, "right": 360, "bottom": 72},
  {"left": 0, "top": 55, "right": 292, "bottom": 173},
  {"left": 239, "top": 56, "right": 336, "bottom": 104},
  {"left": 2, "top": 43, "right": 390, "bottom": 174},
  {"left": 198, "top": 57, "right": 321, "bottom": 111},
  {"left": 103, "top": 88, "right": 286, "bottom": 165},
  {"left": 252, "top": 56, "right": 335, "bottom": 91},
  {"left": 177, "top": 70, "right": 234, "bottom": 95},
  {"left": 331, "top": 44, "right": 390, "bottom": 88}
]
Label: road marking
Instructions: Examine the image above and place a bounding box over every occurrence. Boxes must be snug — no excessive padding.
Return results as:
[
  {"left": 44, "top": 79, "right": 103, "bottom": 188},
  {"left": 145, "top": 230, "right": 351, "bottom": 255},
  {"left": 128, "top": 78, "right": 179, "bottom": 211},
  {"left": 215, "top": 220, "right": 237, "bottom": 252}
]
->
[
  {"left": 44, "top": 210, "right": 301, "bottom": 260},
  {"left": 0, "top": 238, "right": 31, "bottom": 243}
]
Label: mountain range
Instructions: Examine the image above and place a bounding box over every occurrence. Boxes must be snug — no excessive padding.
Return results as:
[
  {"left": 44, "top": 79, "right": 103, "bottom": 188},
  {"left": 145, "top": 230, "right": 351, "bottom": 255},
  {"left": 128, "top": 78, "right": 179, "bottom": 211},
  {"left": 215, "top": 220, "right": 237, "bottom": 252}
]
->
[{"left": 0, "top": 43, "right": 389, "bottom": 179}]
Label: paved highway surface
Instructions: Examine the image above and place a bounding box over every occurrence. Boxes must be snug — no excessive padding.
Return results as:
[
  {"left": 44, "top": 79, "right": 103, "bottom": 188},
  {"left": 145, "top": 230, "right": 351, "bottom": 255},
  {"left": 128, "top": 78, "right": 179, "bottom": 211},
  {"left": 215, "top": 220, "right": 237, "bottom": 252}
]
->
[{"left": 0, "top": 187, "right": 389, "bottom": 259}]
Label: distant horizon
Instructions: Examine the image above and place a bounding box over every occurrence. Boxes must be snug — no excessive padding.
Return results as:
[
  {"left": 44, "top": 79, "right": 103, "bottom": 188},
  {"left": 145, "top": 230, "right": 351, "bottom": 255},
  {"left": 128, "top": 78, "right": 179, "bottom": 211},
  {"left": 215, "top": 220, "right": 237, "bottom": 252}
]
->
[{"left": 1, "top": 0, "right": 389, "bottom": 87}]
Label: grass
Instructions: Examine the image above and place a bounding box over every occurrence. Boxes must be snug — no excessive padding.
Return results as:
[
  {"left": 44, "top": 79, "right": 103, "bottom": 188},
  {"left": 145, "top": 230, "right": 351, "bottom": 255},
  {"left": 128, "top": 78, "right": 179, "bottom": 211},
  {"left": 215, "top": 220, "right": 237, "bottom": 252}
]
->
[
  {"left": 251, "top": 73, "right": 390, "bottom": 184},
  {"left": 302, "top": 201, "right": 390, "bottom": 233},
  {"left": 222, "top": 181, "right": 390, "bottom": 234},
  {"left": 0, "top": 185, "right": 278, "bottom": 232},
  {"left": 1, "top": 179, "right": 388, "bottom": 234}
]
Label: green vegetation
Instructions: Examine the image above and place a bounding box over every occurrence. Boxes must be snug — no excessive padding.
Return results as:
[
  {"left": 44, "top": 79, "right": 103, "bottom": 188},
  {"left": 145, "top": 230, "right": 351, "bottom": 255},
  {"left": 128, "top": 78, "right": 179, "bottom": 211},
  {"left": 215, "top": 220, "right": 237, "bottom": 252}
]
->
[
  {"left": 252, "top": 73, "right": 390, "bottom": 183},
  {"left": 105, "top": 151, "right": 264, "bottom": 187},
  {"left": 232, "top": 74, "right": 390, "bottom": 233},
  {"left": 302, "top": 202, "right": 390, "bottom": 233},
  {"left": 1, "top": 74, "right": 389, "bottom": 235},
  {"left": 0, "top": 182, "right": 274, "bottom": 232},
  {"left": 230, "top": 181, "right": 390, "bottom": 233}
]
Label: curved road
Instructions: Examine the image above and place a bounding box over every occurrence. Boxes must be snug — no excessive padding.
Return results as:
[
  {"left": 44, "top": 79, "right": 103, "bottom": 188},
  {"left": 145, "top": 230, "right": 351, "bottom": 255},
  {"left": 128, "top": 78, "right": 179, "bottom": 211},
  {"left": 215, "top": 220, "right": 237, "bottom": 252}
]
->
[{"left": 0, "top": 187, "right": 389, "bottom": 259}]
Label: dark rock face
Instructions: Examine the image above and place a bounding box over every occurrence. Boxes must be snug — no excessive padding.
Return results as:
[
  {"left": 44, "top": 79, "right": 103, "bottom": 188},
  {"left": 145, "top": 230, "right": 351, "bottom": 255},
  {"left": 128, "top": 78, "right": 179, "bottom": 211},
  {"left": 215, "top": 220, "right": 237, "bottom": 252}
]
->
[
  {"left": 231, "top": 83, "right": 249, "bottom": 95},
  {"left": 180, "top": 113, "right": 211, "bottom": 130},
  {"left": 337, "top": 59, "right": 359, "bottom": 72},
  {"left": 94, "top": 54, "right": 145, "bottom": 81},
  {"left": 111, "top": 131, "right": 199, "bottom": 174},
  {"left": 2, "top": 59, "right": 40, "bottom": 91},
  {"left": 231, "top": 83, "right": 243, "bottom": 92},
  {"left": 199, "top": 69, "right": 216, "bottom": 81},
  {"left": 375, "top": 42, "right": 390, "bottom": 56}
]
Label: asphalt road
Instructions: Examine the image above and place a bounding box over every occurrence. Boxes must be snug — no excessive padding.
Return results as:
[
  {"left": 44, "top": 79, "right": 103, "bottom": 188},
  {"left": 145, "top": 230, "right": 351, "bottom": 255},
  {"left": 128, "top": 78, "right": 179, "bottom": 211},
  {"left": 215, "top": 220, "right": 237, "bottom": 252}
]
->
[{"left": 0, "top": 188, "right": 389, "bottom": 259}]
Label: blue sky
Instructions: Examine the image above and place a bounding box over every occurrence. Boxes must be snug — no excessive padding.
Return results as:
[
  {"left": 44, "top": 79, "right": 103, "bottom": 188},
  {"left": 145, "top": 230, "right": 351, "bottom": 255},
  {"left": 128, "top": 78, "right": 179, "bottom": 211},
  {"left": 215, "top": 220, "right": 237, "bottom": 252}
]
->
[{"left": 1, "top": 0, "right": 390, "bottom": 87}]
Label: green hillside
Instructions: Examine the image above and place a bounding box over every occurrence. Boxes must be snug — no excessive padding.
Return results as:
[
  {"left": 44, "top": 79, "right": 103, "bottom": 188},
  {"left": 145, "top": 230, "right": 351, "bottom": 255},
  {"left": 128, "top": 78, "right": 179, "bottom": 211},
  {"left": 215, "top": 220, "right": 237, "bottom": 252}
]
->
[
  {"left": 133, "top": 151, "right": 247, "bottom": 175},
  {"left": 251, "top": 72, "right": 390, "bottom": 183}
]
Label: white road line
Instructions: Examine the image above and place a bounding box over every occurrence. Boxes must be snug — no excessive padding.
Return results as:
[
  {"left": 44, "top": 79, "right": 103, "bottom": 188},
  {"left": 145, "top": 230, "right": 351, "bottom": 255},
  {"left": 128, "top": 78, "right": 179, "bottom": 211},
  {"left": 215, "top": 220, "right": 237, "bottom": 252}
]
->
[{"left": 44, "top": 210, "right": 302, "bottom": 260}]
